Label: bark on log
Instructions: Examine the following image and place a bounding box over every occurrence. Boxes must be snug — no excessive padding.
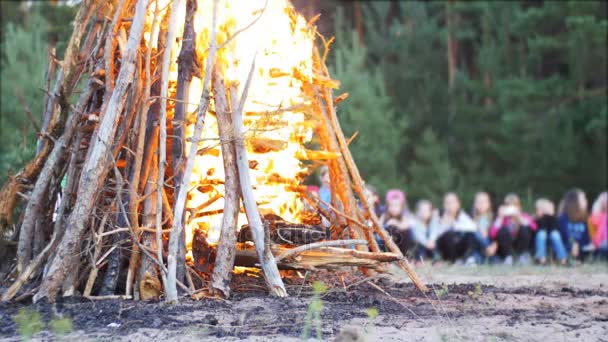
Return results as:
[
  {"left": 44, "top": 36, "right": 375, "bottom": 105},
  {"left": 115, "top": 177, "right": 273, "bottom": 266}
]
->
[
  {"left": 17, "top": 79, "right": 96, "bottom": 273},
  {"left": 167, "top": 0, "right": 219, "bottom": 304},
  {"left": 0, "top": 0, "right": 95, "bottom": 234},
  {"left": 231, "top": 61, "right": 287, "bottom": 298},
  {"left": 157, "top": 0, "right": 184, "bottom": 297},
  {"left": 34, "top": 0, "right": 150, "bottom": 303},
  {"left": 173, "top": 0, "right": 199, "bottom": 286},
  {"left": 210, "top": 66, "right": 239, "bottom": 297},
  {"left": 235, "top": 245, "right": 401, "bottom": 271}
]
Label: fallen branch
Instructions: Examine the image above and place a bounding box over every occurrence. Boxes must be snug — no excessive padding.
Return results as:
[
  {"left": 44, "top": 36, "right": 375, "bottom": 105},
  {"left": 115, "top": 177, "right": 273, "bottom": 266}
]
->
[{"left": 275, "top": 239, "right": 368, "bottom": 262}]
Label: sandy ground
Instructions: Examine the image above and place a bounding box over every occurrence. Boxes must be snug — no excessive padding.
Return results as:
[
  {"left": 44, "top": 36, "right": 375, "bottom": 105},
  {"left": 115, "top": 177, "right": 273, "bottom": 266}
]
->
[{"left": 1, "top": 264, "right": 606, "bottom": 341}]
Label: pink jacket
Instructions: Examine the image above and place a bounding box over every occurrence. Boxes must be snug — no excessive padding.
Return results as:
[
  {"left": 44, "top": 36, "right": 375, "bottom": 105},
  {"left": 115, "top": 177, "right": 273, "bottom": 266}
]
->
[
  {"left": 489, "top": 212, "right": 537, "bottom": 239},
  {"left": 589, "top": 212, "right": 607, "bottom": 247}
]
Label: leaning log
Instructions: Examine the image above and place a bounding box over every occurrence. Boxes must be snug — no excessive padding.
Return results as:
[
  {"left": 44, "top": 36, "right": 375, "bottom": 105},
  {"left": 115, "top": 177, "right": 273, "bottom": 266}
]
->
[
  {"left": 210, "top": 66, "right": 240, "bottom": 297},
  {"left": 167, "top": 0, "right": 219, "bottom": 304},
  {"left": 231, "top": 61, "right": 287, "bottom": 298},
  {"left": 34, "top": 0, "right": 151, "bottom": 303}
]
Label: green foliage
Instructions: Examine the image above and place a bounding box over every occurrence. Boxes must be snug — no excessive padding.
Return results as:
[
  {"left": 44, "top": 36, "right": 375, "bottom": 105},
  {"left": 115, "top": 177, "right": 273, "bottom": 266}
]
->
[
  {"left": 325, "top": 0, "right": 607, "bottom": 206},
  {"left": 49, "top": 316, "right": 73, "bottom": 336},
  {"left": 0, "top": 11, "right": 49, "bottom": 183},
  {"left": 0, "top": 2, "right": 77, "bottom": 185},
  {"left": 364, "top": 307, "right": 379, "bottom": 319},
  {"left": 330, "top": 8, "right": 406, "bottom": 194},
  {"left": 14, "top": 308, "right": 44, "bottom": 340},
  {"left": 301, "top": 281, "right": 327, "bottom": 340}
]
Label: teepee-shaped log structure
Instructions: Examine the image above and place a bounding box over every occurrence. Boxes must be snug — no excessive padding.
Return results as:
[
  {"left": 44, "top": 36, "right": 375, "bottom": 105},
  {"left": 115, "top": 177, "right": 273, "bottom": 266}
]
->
[{"left": 0, "top": 0, "right": 427, "bottom": 304}]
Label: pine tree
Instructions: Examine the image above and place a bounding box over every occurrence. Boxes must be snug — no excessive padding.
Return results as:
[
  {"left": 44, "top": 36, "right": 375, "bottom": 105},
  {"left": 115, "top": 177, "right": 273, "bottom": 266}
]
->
[{"left": 330, "top": 9, "right": 405, "bottom": 193}]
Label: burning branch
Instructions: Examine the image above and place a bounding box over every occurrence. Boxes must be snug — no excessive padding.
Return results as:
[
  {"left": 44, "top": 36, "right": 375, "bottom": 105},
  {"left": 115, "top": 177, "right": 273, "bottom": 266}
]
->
[
  {"left": 166, "top": 0, "right": 219, "bottom": 304},
  {"left": 232, "top": 58, "right": 287, "bottom": 298}
]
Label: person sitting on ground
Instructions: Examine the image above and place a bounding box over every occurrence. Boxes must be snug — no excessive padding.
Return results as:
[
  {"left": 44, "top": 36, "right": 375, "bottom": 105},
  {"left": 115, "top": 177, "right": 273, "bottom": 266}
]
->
[
  {"left": 472, "top": 191, "right": 495, "bottom": 261},
  {"left": 380, "top": 189, "right": 416, "bottom": 257},
  {"left": 558, "top": 188, "right": 592, "bottom": 262},
  {"left": 489, "top": 193, "right": 537, "bottom": 265},
  {"left": 318, "top": 166, "right": 331, "bottom": 211},
  {"left": 411, "top": 200, "right": 440, "bottom": 262},
  {"left": 533, "top": 198, "right": 567, "bottom": 265},
  {"left": 588, "top": 192, "right": 607, "bottom": 258},
  {"left": 435, "top": 192, "right": 480, "bottom": 264},
  {"left": 364, "top": 184, "right": 386, "bottom": 250},
  {"left": 363, "top": 184, "right": 384, "bottom": 218}
]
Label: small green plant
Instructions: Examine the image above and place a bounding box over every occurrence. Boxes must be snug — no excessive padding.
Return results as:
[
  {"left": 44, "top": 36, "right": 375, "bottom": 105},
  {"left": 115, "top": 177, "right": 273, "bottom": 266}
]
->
[
  {"left": 468, "top": 283, "right": 483, "bottom": 299},
  {"left": 49, "top": 316, "right": 73, "bottom": 336},
  {"left": 301, "top": 281, "right": 327, "bottom": 340},
  {"left": 14, "top": 308, "right": 44, "bottom": 340},
  {"left": 434, "top": 283, "right": 449, "bottom": 299},
  {"left": 364, "top": 307, "right": 379, "bottom": 319}
]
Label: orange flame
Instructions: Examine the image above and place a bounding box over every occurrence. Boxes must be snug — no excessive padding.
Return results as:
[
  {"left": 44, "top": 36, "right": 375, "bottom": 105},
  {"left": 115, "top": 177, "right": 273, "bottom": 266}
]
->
[{"left": 144, "top": 0, "right": 317, "bottom": 258}]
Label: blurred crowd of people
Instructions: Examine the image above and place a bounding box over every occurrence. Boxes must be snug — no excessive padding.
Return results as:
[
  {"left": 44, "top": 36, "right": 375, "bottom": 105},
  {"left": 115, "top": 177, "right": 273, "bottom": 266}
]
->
[{"left": 307, "top": 167, "right": 607, "bottom": 266}]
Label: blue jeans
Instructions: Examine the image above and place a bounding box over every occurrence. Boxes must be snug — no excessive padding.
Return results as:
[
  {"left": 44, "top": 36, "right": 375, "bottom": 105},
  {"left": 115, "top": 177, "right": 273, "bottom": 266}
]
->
[{"left": 535, "top": 230, "right": 567, "bottom": 261}]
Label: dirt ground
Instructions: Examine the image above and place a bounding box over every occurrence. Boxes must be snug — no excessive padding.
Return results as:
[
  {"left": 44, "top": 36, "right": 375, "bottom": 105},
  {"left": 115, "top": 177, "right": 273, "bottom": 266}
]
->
[{"left": 0, "top": 264, "right": 606, "bottom": 341}]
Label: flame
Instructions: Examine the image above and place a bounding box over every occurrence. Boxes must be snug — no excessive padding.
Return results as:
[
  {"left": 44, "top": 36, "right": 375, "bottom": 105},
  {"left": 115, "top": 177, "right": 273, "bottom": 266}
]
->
[{"left": 144, "top": 1, "right": 317, "bottom": 260}]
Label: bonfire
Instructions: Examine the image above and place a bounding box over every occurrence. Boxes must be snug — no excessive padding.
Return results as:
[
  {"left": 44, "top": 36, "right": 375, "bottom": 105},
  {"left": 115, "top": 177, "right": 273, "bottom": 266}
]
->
[{"left": 0, "top": 0, "right": 426, "bottom": 303}]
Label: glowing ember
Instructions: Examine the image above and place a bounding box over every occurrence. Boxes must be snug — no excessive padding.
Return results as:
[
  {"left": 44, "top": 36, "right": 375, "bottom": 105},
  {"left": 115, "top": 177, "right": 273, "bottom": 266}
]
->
[{"left": 144, "top": 0, "right": 316, "bottom": 260}]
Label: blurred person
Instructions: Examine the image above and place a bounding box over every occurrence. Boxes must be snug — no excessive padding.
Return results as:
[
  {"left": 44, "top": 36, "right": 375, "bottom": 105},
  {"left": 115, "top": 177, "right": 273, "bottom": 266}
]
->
[
  {"left": 380, "top": 189, "right": 416, "bottom": 257},
  {"left": 558, "top": 188, "right": 592, "bottom": 262},
  {"left": 489, "top": 193, "right": 537, "bottom": 265},
  {"left": 364, "top": 184, "right": 386, "bottom": 250},
  {"left": 364, "top": 184, "right": 384, "bottom": 218},
  {"left": 412, "top": 200, "right": 440, "bottom": 261},
  {"left": 472, "top": 191, "right": 495, "bottom": 260},
  {"left": 588, "top": 192, "right": 607, "bottom": 257},
  {"left": 318, "top": 166, "right": 331, "bottom": 211},
  {"left": 533, "top": 198, "right": 567, "bottom": 265},
  {"left": 435, "top": 192, "right": 479, "bottom": 264}
]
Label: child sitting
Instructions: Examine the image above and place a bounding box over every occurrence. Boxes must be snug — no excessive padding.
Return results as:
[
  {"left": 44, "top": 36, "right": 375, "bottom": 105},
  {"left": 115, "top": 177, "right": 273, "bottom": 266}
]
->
[
  {"left": 489, "top": 194, "right": 537, "bottom": 265},
  {"left": 435, "top": 192, "right": 479, "bottom": 264},
  {"left": 558, "top": 188, "right": 592, "bottom": 261},
  {"left": 411, "top": 200, "right": 440, "bottom": 261},
  {"left": 472, "top": 191, "right": 495, "bottom": 261},
  {"left": 380, "top": 189, "right": 416, "bottom": 257},
  {"left": 534, "top": 198, "right": 567, "bottom": 265},
  {"left": 588, "top": 192, "right": 607, "bottom": 258}
]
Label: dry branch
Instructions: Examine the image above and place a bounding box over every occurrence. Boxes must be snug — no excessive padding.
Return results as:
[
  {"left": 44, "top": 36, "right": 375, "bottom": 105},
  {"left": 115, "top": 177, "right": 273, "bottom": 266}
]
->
[
  {"left": 232, "top": 59, "right": 287, "bottom": 298},
  {"left": 157, "top": 0, "right": 184, "bottom": 298},
  {"left": 167, "top": 0, "right": 219, "bottom": 304},
  {"left": 34, "top": 0, "right": 151, "bottom": 303},
  {"left": 210, "top": 66, "right": 240, "bottom": 298}
]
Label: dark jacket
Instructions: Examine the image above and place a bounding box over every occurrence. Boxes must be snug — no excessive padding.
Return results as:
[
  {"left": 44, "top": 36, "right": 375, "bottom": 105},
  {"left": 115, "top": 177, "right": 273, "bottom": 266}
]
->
[
  {"left": 535, "top": 214, "right": 558, "bottom": 232},
  {"left": 557, "top": 214, "right": 591, "bottom": 250}
]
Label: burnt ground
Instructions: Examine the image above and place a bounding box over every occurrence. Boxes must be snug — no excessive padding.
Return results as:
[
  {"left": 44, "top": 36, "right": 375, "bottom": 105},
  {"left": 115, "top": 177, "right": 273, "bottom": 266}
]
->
[{"left": 0, "top": 265, "right": 607, "bottom": 341}]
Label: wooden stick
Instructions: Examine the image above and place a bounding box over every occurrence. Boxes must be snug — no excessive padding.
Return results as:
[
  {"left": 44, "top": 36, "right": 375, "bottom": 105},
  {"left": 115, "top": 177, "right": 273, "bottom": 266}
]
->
[
  {"left": 314, "top": 48, "right": 427, "bottom": 292},
  {"left": 232, "top": 58, "right": 287, "bottom": 298},
  {"left": 157, "top": 0, "right": 183, "bottom": 298},
  {"left": 166, "top": 0, "right": 219, "bottom": 304},
  {"left": 34, "top": 0, "right": 151, "bottom": 304},
  {"left": 275, "top": 240, "right": 368, "bottom": 262},
  {"left": 210, "top": 66, "right": 240, "bottom": 298}
]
